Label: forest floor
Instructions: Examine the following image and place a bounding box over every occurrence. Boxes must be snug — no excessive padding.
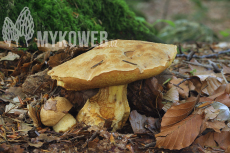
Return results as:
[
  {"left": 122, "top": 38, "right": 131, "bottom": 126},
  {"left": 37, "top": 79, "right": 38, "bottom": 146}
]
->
[{"left": 0, "top": 40, "right": 230, "bottom": 152}]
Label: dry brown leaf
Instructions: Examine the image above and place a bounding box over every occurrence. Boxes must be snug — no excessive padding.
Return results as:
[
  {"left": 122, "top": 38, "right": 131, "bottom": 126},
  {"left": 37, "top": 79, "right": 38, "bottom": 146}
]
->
[
  {"left": 162, "top": 86, "right": 179, "bottom": 112},
  {"left": 209, "top": 84, "right": 226, "bottom": 99},
  {"left": 163, "top": 86, "right": 179, "bottom": 103},
  {"left": 195, "top": 131, "right": 230, "bottom": 150},
  {"left": 48, "top": 52, "right": 69, "bottom": 68},
  {"left": 22, "top": 69, "right": 53, "bottom": 95},
  {"left": 205, "top": 121, "right": 225, "bottom": 133},
  {"left": 223, "top": 64, "right": 230, "bottom": 74},
  {"left": 189, "top": 59, "right": 215, "bottom": 75},
  {"left": 204, "top": 106, "right": 219, "bottom": 120},
  {"left": 129, "top": 110, "right": 148, "bottom": 134},
  {"left": 129, "top": 110, "right": 160, "bottom": 134},
  {"left": 0, "top": 52, "right": 20, "bottom": 61},
  {"left": 0, "top": 41, "right": 20, "bottom": 50},
  {"left": 215, "top": 93, "right": 230, "bottom": 107},
  {"left": 179, "top": 67, "right": 191, "bottom": 75},
  {"left": 200, "top": 76, "right": 224, "bottom": 96},
  {"left": 168, "top": 76, "right": 189, "bottom": 99},
  {"left": 198, "top": 97, "right": 213, "bottom": 103},
  {"left": 154, "top": 69, "right": 173, "bottom": 85},
  {"left": 161, "top": 97, "right": 198, "bottom": 128},
  {"left": 27, "top": 104, "right": 40, "bottom": 127},
  {"left": 28, "top": 141, "right": 44, "bottom": 148},
  {"left": 146, "top": 77, "right": 164, "bottom": 109},
  {"left": 226, "top": 83, "right": 230, "bottom": 94},
  {"left": 36, "top": 40, "right": 68, "bottom": 52},
  {"left": 5, "top": 87, "right": 26, "bottom": 99},
  {"left": 31, "top": 62, "right": 44, "bottom": 74},
  {"left": 155, "top": 114, "right": 203, "bottom": 150}
]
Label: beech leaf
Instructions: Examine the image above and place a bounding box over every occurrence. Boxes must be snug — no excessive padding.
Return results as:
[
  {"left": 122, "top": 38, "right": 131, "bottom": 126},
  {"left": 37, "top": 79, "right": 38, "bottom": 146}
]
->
[{"left": 156, "top": 114, "right": 203, "bottom": 150}]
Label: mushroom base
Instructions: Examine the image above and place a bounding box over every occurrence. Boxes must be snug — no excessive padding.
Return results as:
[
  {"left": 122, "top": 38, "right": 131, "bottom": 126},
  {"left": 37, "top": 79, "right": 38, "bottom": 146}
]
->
[{"left": 76, "top": 84, "right": 130, "bottom": 131}]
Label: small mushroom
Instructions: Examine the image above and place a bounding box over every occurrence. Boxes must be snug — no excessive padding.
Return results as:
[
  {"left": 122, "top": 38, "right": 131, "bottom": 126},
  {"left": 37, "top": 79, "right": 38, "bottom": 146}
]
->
[
  {"left": 48, "top": 40, "right": 177, "bottom": 131},
  {"left": 40, "top": 97, "right": 76, "bottom": 132}
]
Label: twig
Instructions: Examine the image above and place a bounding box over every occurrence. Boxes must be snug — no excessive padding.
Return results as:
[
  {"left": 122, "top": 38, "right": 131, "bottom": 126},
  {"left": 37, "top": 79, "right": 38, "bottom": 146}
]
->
[
  {"left": 221, "top": 69, "right": 228, "bottom": 84},
  {"left": 33, "top": 76, "right": 44, "bottom": 94},
  {"left": 171, "top": 70, "right": 189, "bottom": 79},
  {"left": 186, "top": 50, "right": 196, "bottom": 61},
  {"left": 199, "top": 58, "right": 230, "bottom": 63},
  {"left": 70, "top": 135, "right": 84, "bottom": 141},
  {"left": 183, "top": 61, "right": 213, "bottom": 69},
  {"left": 176, "top": 78, "right": 190, "bottom": 86},
  {"left": 139, "top": 142, "right": 156, "bottom": 149},
  {"left": 208, "top": 60, "right": 221, "bottom": 73},
  {"left": 208, "top": 45, "right": 215, "bottom": 53},
  {"left": 177, "top": 49, "right": 230, "bottom": 59},
  {"left": 172, "top": 83, "right": 184, "bottom": 90},
  {"left": 89, "top": 130, "right": 99, "bottom": 141}
]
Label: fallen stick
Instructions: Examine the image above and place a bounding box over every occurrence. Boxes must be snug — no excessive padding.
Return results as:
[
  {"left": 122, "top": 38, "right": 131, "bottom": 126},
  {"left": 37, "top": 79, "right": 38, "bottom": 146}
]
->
[
  {"left": 177, "top": 49, "right": 230, "bottom": 59},
  {"left": 183, "top": 61, "right": 213, "bottom": 69}
]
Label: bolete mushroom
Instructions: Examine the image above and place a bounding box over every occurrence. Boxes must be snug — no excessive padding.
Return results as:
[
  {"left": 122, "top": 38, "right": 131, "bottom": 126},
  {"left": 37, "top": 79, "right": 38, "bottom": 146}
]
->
[
  {"left": 40, "top": 97, "right": 76, "bottom": 133},
  {"left": 48, "top": 40, "right": 177, "bottom": 131}
]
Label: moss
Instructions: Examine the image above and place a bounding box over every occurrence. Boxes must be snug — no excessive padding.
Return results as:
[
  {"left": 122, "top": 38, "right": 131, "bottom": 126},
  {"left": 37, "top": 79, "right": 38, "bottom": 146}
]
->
[{"left": 0, "top": 0, "right": 161, "bottom": 47}]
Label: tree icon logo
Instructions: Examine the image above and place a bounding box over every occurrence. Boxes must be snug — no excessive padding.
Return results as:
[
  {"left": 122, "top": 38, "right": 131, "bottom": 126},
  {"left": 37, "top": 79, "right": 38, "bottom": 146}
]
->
[{"left": 2, "top": 7, "right": 34, "bottom": 47}]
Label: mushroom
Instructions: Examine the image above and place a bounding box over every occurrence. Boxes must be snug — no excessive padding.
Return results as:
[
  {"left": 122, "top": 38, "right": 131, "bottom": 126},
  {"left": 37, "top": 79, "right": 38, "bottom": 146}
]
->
[
  {"left": 48, "top": 40, "right": 177, "bottom": 131},
  {"left": 40, "top": 97, "right": 76, "bottom": 132}
]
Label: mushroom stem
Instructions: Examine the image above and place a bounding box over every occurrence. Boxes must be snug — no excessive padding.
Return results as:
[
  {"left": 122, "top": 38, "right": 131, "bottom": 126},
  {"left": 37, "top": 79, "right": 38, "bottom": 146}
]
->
[
  {"left": 53, "top": 113, "right": 77, "bottom": 133},
  {"left": 77, "top": 84, "right": 130, "bottom": 131}
]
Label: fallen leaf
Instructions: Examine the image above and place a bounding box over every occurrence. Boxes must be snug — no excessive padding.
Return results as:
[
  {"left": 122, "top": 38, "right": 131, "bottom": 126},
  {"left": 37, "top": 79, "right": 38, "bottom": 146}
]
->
[
  {"left": 188, "top": 59, "right": 215, "bottom": 75},
  {"left": 37, "top": 133, "right": 61, "bottom": 142},
  {"left": 215, "top": 93, "right": 230, "bottom": 107},
  {"left": 161, "top": 97, "right": 198, "bottom": 128},
  {"left": 163, "top": 86, "right": 179, "bottom": 103},
  {"left": 48, "top": 52, "right": 69, "bottom": 68},
  {"left": 199, "top": 76, "right": 224, "bottom": 96},
  {"left": 195, "top": 131, "right": 230, "bottom": 150},
  {"left": 162, "top": 86, "right": 179, "bottom": 112},
  {"left": 22, "top": 69, "right": 52, "bottom": 95},
  {"left": 168, "top": 76, "right": 189, "bottom": 99},
  {"left": 155, "top": 114, "right": 203, "bottom": 150},
  {"left": 0, "top": 41, "right": 20, "bottom": 50},
  {"left": 110, "top": 134, "right": 115, "bottom": 144},
  {"left": 211, "top": 102, "right": 230, "bottom": 121},
  {"left": 28, "top": 141, "right": 44, "bottom": 148},
  {"left": 0, "top": 52, "right": 20, "bottom": 61},
  {"left": 27, "top": 104, "right": 40, "bottom": 127},
  {"left": 129, "top": 110, "right": 147, "bottom": 134},
  {"left": 5, "top": 87, "right": 26, "bottom": 99},
  {"left": 31, "top": 62, "right": 44, "bottom": 74},
  {"left": 36, "top": 40, "right": 68, "bottom": 52},
  {"left": 154, "top": 69, "right": 173, "bottom": 85},
  {"left": 205, "top": 121, "right": 225, "bottom": 133}
]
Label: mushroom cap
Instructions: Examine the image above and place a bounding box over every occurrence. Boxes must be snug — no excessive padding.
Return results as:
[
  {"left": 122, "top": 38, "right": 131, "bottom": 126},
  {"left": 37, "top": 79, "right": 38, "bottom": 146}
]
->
[
  {"left": 40, "top": 97, "right": 73, "bottom": 126},
  {"left": 48, "top": 40, "right": 177, "bottom": 91}
]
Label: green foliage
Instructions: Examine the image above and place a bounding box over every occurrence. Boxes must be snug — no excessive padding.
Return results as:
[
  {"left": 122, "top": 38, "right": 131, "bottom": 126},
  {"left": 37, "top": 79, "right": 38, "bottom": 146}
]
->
[
  {"left": 157, "top": 20, "right": 217, "bottom": 43},
  {"left": 219, "top": 29, "right": 230, "bottom": 37},
  {"left": 0, "top": 0, "right": 160, "bottom": 46},
  {"left": 152, "top": 19, "right": 175, "bottom": 27},
  {"left": 190, "top": 69, "right": 196, "bottom": 76}
]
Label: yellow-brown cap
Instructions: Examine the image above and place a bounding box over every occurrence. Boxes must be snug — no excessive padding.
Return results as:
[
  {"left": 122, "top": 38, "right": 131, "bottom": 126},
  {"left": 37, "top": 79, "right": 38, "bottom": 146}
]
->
[
  {"left": 40, "top": 97, "right": 73, "bottom": 126},
  {"left": 48, "top": 40, "right": 177, "bottom": 91}
]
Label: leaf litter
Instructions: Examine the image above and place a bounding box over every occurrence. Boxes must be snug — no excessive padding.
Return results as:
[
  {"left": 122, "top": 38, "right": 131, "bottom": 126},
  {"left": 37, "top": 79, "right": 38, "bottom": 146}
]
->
[{"left": 1, "top": 41, "right": 230, "bottom": 152}]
